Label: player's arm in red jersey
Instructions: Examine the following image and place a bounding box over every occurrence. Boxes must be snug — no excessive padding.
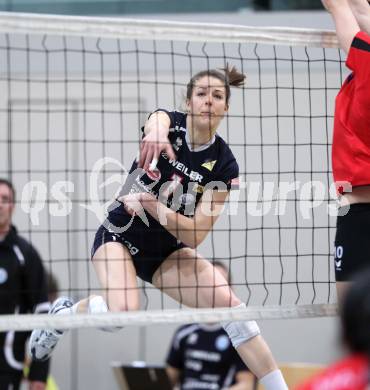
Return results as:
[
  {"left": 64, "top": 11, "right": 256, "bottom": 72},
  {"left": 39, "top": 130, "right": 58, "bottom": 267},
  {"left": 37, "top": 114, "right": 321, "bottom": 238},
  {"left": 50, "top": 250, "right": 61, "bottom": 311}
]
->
[
  {"left": 321, "top": 0, "right": 360, "bottom": 53},
  {"left": 346, "top": 28, "right": 370, "bottom": 114},
  {"left": 349, "top": 0, "right": 370, "bottom": 35}
]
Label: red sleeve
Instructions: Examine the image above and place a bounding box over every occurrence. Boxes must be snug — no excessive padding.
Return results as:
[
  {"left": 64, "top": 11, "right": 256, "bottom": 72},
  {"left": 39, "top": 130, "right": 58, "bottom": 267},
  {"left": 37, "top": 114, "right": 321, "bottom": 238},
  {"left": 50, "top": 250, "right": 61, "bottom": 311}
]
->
[
  {"left": 294, "top": 355, "right": 369, "bottom": 390},
  {"left": 346, "top": 31, "right": 370, "bottom": 72},
  {"left": 346, "top": 31, "right": 370, "bottom": 113}
]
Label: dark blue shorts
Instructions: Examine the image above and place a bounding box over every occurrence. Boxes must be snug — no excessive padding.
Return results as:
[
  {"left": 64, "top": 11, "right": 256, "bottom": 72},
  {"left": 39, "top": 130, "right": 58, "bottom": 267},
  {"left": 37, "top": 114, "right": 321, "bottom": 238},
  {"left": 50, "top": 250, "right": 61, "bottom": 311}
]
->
[
  {"left": 91, "top": 222, "right": 186, "bottom": 283},
  {"left": 334, "top": 203, "right": 370, "bottom": 281}
]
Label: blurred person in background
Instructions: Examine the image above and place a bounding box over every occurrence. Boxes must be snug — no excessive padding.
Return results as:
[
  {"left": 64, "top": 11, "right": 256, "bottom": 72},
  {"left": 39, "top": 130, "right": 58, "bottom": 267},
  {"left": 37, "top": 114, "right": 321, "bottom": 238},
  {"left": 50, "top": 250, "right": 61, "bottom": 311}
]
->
[
  {"left": 295, "top": 267, "right": 370, "bottom": 390},
  {"left": 166, "top": 262, "right": 255, "bottom": 390},
  {"left": 0, "top": 178, "right": 50, "bottom": 390}
]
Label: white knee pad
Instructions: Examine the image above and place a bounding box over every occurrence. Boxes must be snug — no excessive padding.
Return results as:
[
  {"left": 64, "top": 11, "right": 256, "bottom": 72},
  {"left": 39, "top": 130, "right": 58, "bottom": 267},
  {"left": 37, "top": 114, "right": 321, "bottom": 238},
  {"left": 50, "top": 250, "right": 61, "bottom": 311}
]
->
[
  {"left": 222, "top": 303, "right": 260, "bottom": 349},
  {"left": 88, "top": 296, "right": 123, "bottom": 333}
]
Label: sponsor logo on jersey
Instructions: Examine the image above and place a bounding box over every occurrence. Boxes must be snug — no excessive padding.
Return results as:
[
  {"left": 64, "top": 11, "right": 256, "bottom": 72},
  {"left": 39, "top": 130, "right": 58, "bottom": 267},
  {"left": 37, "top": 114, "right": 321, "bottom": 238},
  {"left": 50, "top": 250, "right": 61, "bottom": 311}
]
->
[
  {"left": 215, "top": 335, "right": 229, "bottom": 351},
  {"left": 134, "top": 177, "right": 158, "bottom": 197},
  {"left": 161, "top": 153, "right": 203, "bottom": 183},
  {"left": 173, "top": 136, "right": 183, "bottom": 151},
  {"left": 168, "top": 161, "right": 202, "bottom": 182},
  {"left": 161, "top": 174, "right": 183, "bottom": 198},
  {"left": 146, "top": 168, "right": 161, "bottom": 181},
  {"left": 195, "top": 184, "right": 204, "bottom": 194},
  {"left": 179, "top": 193, "right": 196, "bottom": 206},
  {"left": 187, "top": 333, "right": 198, "bottom": 345},
  {"left": 187, "top": 350, "right": 221, "bottom": 362},
  {"left": 184, "top": 360, "right": 202, "bottom": 372},
  {"left": 334, "top": 246, "right": 343, "bottom": 270},
  {"left": 201, "top": 160, "right": 217, "bottom": 172},
  {"left": 0, "top": 268, "right": 8, "bottom": 284}
]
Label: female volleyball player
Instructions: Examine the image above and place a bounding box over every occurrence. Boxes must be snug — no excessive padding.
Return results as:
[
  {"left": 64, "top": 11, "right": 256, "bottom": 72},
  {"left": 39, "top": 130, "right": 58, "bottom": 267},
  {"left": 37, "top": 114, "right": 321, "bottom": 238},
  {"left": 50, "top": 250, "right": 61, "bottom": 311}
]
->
[
  {"left": 321, "top": 0, "right": 370, "bottom": 303},
  {"left": 30, "top": 65, "right": 287, "bottom": 389}
]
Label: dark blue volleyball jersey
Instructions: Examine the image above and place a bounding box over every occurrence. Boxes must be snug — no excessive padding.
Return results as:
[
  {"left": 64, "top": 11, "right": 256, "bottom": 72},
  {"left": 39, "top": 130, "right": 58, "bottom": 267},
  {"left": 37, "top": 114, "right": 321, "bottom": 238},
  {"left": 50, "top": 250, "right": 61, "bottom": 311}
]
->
[
  {"left": 166, "top": 324, "right": 247, "bottom": 390},
  {"left": 107, "top": 109, "right": 239, "bottom": 244}
]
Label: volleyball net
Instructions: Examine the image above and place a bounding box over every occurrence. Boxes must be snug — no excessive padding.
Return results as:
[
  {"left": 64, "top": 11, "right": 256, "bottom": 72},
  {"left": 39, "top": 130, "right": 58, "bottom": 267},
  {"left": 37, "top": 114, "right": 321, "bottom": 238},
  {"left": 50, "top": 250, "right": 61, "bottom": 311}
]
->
[{"left": 0, "top": 12, "right": 344, "bottom": 330}]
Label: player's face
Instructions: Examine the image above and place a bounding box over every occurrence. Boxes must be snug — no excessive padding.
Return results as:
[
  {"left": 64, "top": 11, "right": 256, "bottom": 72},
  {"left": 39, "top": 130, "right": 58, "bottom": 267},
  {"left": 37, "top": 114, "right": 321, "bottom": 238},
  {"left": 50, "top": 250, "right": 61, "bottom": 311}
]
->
[
  {"left": 0, "top": 184, "right": 14, "bottom": 231},
  {"left": 187, "top": 76, "right": 228, "bottom": 132}
]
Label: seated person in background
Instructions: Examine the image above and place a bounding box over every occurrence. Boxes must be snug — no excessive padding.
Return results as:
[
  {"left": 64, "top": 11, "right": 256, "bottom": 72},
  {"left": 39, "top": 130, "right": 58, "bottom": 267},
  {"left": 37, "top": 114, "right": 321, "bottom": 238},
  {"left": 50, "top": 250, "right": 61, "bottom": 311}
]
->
[
  {"left": 166, "top": 261, "right": 255, "bottom": 390},
  {"left": 295, "top": 267, "right": 370, "bottom": 390}
]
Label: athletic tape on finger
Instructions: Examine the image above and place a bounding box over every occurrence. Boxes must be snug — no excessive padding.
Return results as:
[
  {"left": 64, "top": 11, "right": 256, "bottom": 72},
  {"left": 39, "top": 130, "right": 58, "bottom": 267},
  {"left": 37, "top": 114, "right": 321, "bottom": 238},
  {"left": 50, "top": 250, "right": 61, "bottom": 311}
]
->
[{"left": 149, "top": 158, "right": 158, "bottom": 171}]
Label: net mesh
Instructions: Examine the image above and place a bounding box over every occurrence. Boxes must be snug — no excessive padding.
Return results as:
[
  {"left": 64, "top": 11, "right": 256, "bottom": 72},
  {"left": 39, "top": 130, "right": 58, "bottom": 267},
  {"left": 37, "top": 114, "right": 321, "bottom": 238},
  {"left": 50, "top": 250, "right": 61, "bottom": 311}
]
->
[{"left": 0, "top": 12, "right": 344, "bottom": 330}]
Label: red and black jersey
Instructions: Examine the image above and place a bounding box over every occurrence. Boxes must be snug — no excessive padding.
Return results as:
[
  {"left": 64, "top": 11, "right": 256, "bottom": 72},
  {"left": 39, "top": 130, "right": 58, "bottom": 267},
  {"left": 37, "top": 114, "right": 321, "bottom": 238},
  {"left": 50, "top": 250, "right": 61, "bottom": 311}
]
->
[
  {"left": 295, "top": 354, "right": 369, "bottom": 390},
  {"left": 332, "top": 31, "right": 370, "bottom": 193}
]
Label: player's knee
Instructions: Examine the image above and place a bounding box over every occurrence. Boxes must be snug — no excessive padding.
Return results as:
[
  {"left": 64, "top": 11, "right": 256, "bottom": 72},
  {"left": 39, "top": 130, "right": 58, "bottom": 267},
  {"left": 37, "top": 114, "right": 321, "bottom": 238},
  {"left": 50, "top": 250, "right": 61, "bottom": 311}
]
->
[{"left": 222, "top": 320, "right": 261, "bottom": 348}]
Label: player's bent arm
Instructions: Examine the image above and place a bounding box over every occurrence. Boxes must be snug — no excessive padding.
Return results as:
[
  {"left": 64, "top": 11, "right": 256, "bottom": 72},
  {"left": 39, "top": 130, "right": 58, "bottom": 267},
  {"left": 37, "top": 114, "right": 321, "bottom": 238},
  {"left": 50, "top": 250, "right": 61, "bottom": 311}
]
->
[
  {"left": 322, "top": 0, "right": 360, "bottom": 53},
  {"left": 227, "top": 371, "right": 256, "bottom": 390},
  {"left": 140, "top": 189, "right": 229, "bottom": 249},
  {"left": 165, "top": 365, "right": 181, "bottom": 388},
  {"left": 143, "top": 111, "right": 171, "bottom": 136},
  {"left": 349, "top": 0, "right": 370, "bottom": 34},
  {"left": 140, "top": 111, "right": 175, "bottom": 170}
]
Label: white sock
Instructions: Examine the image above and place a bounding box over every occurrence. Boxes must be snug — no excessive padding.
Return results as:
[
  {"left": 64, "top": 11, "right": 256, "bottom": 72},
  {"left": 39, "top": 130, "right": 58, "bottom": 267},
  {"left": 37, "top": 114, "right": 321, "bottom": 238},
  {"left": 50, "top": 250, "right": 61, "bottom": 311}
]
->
[
  {"left": 87, "top": 296, "right": 108, "bottom": 314},
  {"left": 54, "top": 297, "right": 108, "bottom": 334},
  {"left": 87, "top": 296, "right": 123, "bottom": 333},
  {"left": 56, "top": 296, "right": 108, "bottom": 315},
  {"left": 259, "top": 369, "right": 288, "bottom": 390}
]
